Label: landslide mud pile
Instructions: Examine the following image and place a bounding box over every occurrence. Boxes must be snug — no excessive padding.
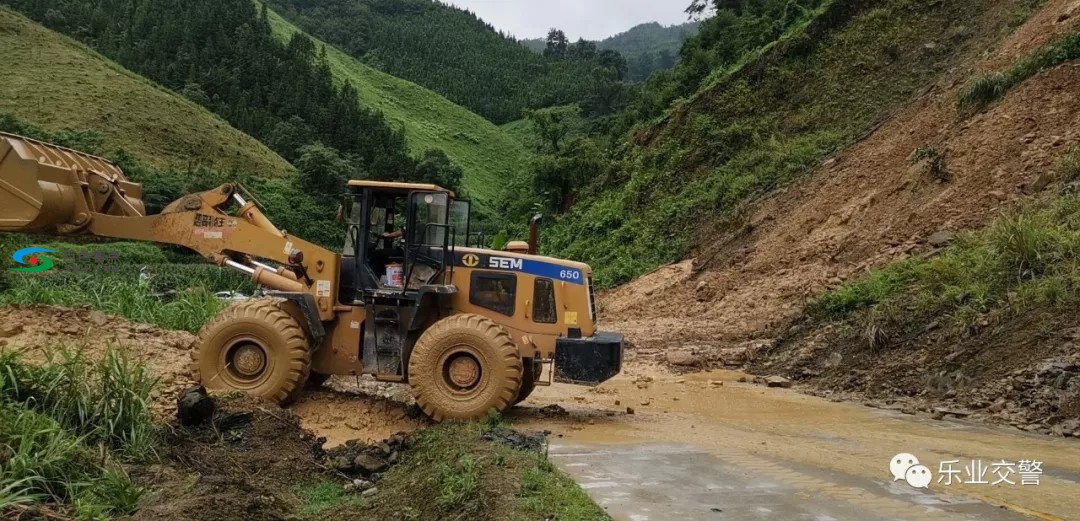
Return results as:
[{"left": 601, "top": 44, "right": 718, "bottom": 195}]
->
[
  {"left": 608, "top": 0, "right": 1080, "bottom": 364},
  {"left": 0, "top": 305, "right": 197, "bottom": 415},
  {"left": 131, "top": 393, "right": 411, "bottom": 521},
  {"left": 602, "top": 1, "right": 1080, "bottom": 434}
]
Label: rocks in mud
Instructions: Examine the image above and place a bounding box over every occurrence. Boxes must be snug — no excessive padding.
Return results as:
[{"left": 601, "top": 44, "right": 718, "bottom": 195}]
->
[
  {"left": 481, "top": 426, "right": 546, "bottom": 451},
  {"left": 926, "top": 230, "right": 955, "bottom": 248},
  {"left": 666, "top": 350, "right": 703, "bottom": 367},
  {"left": 177, "top": 386, "right": 216, "bottom": 427},
  {"left": 353, "top": 454, "right": 388, "bottom": 474},
  {"left": 325, "top": 433, "right": 409, "bottom": 477},
  {"left": 344, "top": 479, "right": 375, "bottom": 493},
  {"left": 764, "top": 376, "right": 793, "bottom": 388},
  {"left": 538, "top": 404, "right": 568, "bottom": 417}
]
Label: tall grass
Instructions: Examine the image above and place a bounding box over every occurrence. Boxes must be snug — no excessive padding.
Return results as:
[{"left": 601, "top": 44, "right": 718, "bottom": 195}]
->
[
  {"left": 811, "top": 195, "right": 1080, "bottom": 334},
  {"left": 959, "top": 30, "right": 1080, "bottom": 109},
  {"left": 0, "top": 239, "right": 251, "bottom": 332},
  {"left": 0, "top": 349, "right": 155, "bottom": 517},
  {"left": 0, "top": 349, "right": 157, "bottom": 458},
  {"left": 1061, "top": 147, "right": 1080, "bottom": 183},
  {"left": 0, "top": 275, "right": 225, "bottom": 333}
]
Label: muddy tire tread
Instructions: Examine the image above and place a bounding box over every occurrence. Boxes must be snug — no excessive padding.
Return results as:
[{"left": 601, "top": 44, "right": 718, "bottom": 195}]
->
[
  {"left": 408, "top": 313, "right": 522, "bottom": 421},
  {"left": 191, "top": 298, "right": 311, "bottom": 404}
]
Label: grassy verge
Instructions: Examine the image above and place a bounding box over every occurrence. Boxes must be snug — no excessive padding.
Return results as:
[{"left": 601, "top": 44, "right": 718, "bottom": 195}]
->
[
  {"left": 0, "top": 349, "right": 155, "bottom": 519},
  {"left": 959, "top": 30, "right": 1080, "bottom": 110},
  {"left": 810, "top": 190, "right": 1080, "bottom": 344},
  {"left": 353, "top": 421, "right": 608, "bottom": 521},
  {"left": 1, "top": 239, "right": 249, "bottom": 333}
]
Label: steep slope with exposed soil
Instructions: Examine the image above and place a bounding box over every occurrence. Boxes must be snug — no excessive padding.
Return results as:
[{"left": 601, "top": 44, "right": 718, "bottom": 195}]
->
[
  {"left": 608, "top": 0, "right": 1079, "bottom": 353},
  {"left": 605, "top": 1, "right": 1080, "bottom": 432}
]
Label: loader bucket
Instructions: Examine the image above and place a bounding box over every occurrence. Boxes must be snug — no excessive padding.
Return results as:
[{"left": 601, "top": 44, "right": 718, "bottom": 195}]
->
[{"left": 0, "top": 131, "right": 144, "bottom": 234}]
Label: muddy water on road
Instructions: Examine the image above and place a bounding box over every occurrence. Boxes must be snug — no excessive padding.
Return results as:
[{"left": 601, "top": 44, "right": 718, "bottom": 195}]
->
[{"left": 510, "top": 364, "right": 1080, "bottom": 520}]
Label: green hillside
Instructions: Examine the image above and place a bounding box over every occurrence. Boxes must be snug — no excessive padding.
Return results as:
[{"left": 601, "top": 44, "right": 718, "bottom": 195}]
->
[
  {"left": 0, "top": 6, "right": 292, "bottom": 177},
  {"left": 263, "top": 4, "right": 530, "bottom": 212},
  {"left": 265, "top": 0, "right": 615, "bottom": 125}
]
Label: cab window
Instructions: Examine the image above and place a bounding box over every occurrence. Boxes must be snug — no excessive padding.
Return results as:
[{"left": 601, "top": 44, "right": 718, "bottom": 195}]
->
[
  {"left": 470, "top": 272, "right": 516, "bottom": 316},
  {"left": 533, "top": 278, "right": 557, "bottom": 323}
]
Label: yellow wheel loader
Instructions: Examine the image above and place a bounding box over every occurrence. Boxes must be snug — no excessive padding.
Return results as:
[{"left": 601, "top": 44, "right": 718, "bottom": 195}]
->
[{"left": 0, "top": 132, "right": 623, "bottom": 420}]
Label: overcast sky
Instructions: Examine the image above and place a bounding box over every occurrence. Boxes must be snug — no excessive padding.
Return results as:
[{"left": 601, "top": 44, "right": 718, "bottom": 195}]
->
[{"left": 445, "top": 0, "right": 693, "bottom": 41}]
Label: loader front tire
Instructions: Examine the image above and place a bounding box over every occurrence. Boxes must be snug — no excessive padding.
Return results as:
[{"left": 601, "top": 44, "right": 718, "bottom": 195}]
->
[
  {"left": 192, "top": 299, "right": 311, "bottom": 404},
  {"left": 408, "top": 314, "right": 522, "bottom": 421}
]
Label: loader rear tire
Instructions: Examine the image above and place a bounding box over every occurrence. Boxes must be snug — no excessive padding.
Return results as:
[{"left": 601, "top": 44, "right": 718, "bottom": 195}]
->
[
  {"left": 192, "top": 299, "right": 311, "bottom": 405},
  {"left": 408, "top": 314, "right": 522, "bottom": 421}
]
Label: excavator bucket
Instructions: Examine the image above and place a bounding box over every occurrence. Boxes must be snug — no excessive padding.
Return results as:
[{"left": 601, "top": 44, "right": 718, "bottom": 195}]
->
[{"left": 0, "top": 131, "right": 145, "bottom": 234}]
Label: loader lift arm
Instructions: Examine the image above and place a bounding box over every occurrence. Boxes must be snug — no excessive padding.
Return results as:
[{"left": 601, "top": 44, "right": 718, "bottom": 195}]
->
[{"left": 0, "top": 131, "right": 340, "bottom": 320}]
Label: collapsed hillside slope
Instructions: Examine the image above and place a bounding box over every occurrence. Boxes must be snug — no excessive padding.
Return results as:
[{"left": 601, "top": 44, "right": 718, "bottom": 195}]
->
[
  {"left": 607, "top": 0, "right": 1079, "bottom": 362},
  {"left": 0, "top": 7, "right": 292, "bottom": 177}
]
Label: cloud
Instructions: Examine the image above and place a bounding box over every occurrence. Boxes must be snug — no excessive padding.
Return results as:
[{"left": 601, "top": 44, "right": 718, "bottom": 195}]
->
[{"left": 446, "top": 0, "right": 692, "bottom": 40}]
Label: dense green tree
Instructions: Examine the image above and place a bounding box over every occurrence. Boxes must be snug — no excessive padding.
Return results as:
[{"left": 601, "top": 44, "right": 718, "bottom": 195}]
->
[
  {"left": 296, "top": 143, "right": 359, "bottom": 202},
  {"left": 544, "top": 29, "right": 570, "bottom": 58},
  {"left": 413, "top": 149, "right": 464, "bottom": 191},
  {"left": 525, "top": 106, "right": 582, "bottom": 154}
]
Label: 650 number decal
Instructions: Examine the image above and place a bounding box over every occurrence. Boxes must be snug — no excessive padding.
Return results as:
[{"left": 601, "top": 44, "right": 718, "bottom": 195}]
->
[{"left": 559, "top": 269, "right": 582, "bottom": 281}]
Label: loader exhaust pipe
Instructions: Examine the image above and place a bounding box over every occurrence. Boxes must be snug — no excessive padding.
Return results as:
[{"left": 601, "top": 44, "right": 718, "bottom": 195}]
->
[{"left": 528, "top": 213, "right": 542, "bottom": 255}]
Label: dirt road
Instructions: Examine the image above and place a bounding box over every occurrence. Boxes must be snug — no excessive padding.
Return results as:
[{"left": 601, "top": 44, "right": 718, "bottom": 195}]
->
[{"left": 510, "top": 364, "right": 1080, "bottom": 521}]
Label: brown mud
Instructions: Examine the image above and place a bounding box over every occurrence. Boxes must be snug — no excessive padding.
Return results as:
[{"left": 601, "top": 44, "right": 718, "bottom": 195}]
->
[{"left": 512, "top": 366, "right": 1080, "bottom": 520}]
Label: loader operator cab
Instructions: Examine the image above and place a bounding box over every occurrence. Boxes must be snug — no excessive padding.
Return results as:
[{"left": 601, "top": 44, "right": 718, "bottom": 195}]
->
[{"left": 339, "top": 181, "right": 468, "bottom": 303}]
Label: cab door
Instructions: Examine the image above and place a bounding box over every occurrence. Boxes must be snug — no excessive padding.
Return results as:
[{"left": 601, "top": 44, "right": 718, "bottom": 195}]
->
[{"left": 404, "top": 191, "right": 451, "bottom": 289}]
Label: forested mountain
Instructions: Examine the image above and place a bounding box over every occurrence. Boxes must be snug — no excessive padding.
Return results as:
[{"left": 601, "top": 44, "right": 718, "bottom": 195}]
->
[
  {"left": 0, "top": 0, "right": 425, "bottom": 186},
  {"left": 598, "top": 21, "right": 700, "bottom": 81},
  {"left": 265, "top": 0, "right": 620, "bottom": 124},
  {"left": 522, "top": 21, "right": 701, "bottom": 82},
  {"left": 262, "top": 6, "right": 530, "bottom": 213}
]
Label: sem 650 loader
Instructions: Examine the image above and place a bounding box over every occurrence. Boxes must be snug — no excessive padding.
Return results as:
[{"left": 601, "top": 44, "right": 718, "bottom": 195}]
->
[{"left": 0, "top": 131, "right": 623, "bottom": 420}]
